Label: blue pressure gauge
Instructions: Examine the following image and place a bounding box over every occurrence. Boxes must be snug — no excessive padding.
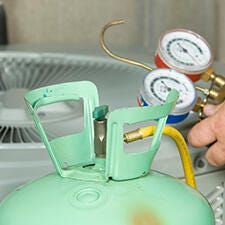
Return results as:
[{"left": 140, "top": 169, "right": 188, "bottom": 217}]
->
[{"left": 138, "top": 68, "right": 197, "bottom": 123}]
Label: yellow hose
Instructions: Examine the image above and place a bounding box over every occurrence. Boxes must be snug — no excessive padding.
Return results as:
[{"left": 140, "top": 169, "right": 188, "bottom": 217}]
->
[{"left": 124, "top": 125, "right": 196, "bottom": 189}]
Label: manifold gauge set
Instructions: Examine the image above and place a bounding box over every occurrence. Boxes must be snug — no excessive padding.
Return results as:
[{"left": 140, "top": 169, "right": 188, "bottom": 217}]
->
[{"left": 101, "top": 22, "right": 225, "bottom": 123}]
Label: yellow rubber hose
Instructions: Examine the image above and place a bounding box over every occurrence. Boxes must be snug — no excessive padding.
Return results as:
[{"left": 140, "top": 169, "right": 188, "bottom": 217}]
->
[{"left": 124, "top": 125, "right": 196, "bottom": 188}]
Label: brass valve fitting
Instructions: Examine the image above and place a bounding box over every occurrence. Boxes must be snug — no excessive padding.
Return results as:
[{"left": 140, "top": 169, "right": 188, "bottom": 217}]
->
[
  {"left": 192, "top": 97, "right": 206, "bottom": 112},
  {"left": 195, "top": 86, "right": 225, "bottom": 104},
  {"left": 201, "top": 67, "right": 225, "bottom": 88}
]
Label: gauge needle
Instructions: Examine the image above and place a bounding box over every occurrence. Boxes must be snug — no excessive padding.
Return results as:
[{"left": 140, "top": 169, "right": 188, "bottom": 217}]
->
[
  {"left": 177, "top": 42, "right": 188, "bottom": 53},
  {"left": 177, "top": 43, "right": 200, "bottom": 65},
  {"left": 161, "top": 81, "right": 171, "bottom": 91}
]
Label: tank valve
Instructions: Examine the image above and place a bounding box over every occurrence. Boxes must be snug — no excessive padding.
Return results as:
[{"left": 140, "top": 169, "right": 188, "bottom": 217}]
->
[{"left": 93, "top": 105, "right": 109, "bottom": 158}]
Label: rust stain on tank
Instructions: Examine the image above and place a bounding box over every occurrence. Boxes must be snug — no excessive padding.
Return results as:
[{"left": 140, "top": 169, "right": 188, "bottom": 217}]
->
[{"left": 130, "top": 208, "right": 162, "bottom": 225}]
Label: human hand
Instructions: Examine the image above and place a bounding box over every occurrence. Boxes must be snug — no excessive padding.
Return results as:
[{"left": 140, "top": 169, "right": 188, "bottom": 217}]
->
[{"left": 188, "top": 101, "right": 225, "bottom": 167}]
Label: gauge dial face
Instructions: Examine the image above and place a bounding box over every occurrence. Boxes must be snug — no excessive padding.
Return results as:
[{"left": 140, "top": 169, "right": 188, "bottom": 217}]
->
[
  {"left": 159, "top": 29, "right": 213, "bottom": 73},
  {"left": 143, "top": 69, "right": 196, "bottom": 113}
]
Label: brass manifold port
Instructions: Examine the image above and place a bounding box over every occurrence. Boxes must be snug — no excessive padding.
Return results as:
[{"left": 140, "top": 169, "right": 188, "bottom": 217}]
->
[
  {"left": 195, "top": 86, "right": 225, "bottom": 104},
  {"left": 192, "top": 97, "right": 206, "bottom": 112},
  {"left": 195, "top": 67, "right": 225, "bottom": 106},
  {"left": 201, "top": 67, "right": 225, "bottom": 88}
]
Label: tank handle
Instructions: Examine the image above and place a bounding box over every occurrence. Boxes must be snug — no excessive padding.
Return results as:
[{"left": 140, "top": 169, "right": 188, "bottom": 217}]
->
[
  {"left": 105, "top": 89, "right": 179, "bottom": 180},
  {"left": 24, "top": 81, "right": 99, "bottom": 178}
]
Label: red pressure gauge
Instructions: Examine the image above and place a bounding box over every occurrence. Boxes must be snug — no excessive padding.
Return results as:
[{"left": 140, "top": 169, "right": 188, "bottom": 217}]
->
[{"left": 155, "top": 29, "right": 213, "bottom": 82}]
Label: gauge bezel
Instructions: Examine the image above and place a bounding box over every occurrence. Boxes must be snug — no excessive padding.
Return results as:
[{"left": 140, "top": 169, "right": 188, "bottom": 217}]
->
[
  {"left": 157, "top": 29, "right": 214, "bottom": 74},
  {"left": 141, "top": 68, "right": 197, "bottom": 115}
]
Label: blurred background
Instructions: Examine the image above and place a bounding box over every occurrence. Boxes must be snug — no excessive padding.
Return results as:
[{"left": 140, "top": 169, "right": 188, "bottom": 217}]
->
[
  {"left": 1, "top": 0, "right": 225, "bottom": 62},
  {"left": 1, "top": 2, "right": 225, "bottom": 223}
]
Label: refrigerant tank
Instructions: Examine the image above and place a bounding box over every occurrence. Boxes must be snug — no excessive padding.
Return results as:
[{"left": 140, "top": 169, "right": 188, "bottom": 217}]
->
[
  {"left": 0, "top": 171, "right": 214, "bottom": 225},
  {"left": 0, "top": 81, "right": 215, "bottom": 225}
]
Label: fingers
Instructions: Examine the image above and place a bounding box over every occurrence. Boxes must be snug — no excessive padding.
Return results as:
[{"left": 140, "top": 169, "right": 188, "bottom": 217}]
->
[
  {"left": 187, "top": 116, "right": 216, "bottom": 147},
  {"left": 189, "top": 101, "right": 225, "bottom": 167},
  {"left": 205, "top": 141, "right": 225, "bottom": 167}
]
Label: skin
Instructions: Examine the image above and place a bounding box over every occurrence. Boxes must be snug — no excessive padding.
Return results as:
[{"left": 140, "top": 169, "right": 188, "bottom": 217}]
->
[{"left": 188, "top": 101, "right": 225, "bottom": 167}]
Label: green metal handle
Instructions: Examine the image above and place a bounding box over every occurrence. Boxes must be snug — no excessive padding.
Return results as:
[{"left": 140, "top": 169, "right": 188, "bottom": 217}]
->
[
  {"left": 25, "top": 81, "right": 179, "bottom": 182},
  {"left": 25, "top": 81, "right": 99, "bottom": 178},
  {"left": 105, "top": 89, "right": 179, "bottom": 180}
]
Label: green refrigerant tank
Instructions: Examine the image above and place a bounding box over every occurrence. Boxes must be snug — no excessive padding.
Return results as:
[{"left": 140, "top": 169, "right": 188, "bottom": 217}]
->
[{"left": 0, "top": 81, "right": 215, "bottom": 225}]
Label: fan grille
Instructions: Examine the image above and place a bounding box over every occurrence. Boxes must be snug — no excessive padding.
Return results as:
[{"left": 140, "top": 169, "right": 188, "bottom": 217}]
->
[
  {"left": 0, "top": 52, "right": 139, "bottom": 144},
  {"left": 0, "top": 126, "right": 41, "bottom": 143},
  {"left": 206, "top": 183, "right": 224, "bottom": 225},
  {"left": 0, "top": 53, "right": 130, "bottom": 90}
]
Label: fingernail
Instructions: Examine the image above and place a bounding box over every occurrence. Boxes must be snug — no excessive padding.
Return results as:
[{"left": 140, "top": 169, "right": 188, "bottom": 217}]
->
[
  {"left": 205, "top": 151, "right": 219, "bottom": 167},
  {"left": 203, "top": 104, "right": 217, "bottom": 116}
]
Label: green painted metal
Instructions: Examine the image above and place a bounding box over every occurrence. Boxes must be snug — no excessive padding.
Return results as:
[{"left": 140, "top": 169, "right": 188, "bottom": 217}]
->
[
  {"left": 0, "top": 81, "right": 215, "bottom": 225},
  {"left": 93, "top": 105, "right": 109, "bottom": 120},
  {"left": 24, "top": 81, "right": 100, "bottom": 180},
  {"left": 24, "top": 81, "right": 179, "bottom": 181},
  {"left": 105, "top": 89, "right": 178, "bottom": 180},
  {"left": 0, "top": 171, "right": 214, "bottom": 225}
]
